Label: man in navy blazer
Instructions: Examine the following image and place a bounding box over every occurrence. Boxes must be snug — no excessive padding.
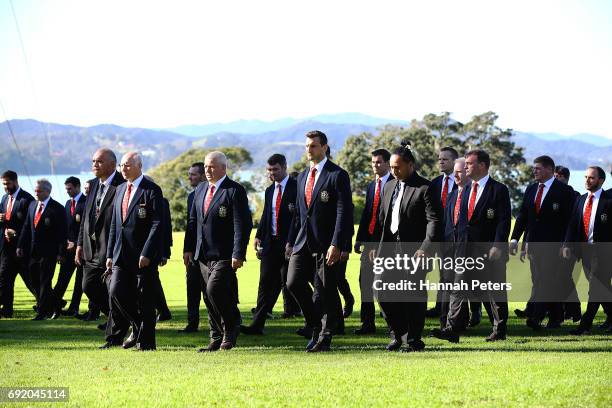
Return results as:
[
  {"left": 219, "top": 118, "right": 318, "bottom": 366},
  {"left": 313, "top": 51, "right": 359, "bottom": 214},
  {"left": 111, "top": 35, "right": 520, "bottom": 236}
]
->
[
  {"left": 510, "top": 156, "right": 577, "bottom": 330},
  {"left": 242, "top": 154, "right": 299, "bottom": 335},
  {"left": 52, "top": 176, "right": 86, "bottom": 316},
  {"left": 563, "top": 166, "right": 612, "bottom": 335},
  {"left": 106, "top": 152, "right": 164, "bottom": 351},
  {"left": 286, "top": 130, "right": 353, "bottom": 352},
  {"left": 0, "top": 170, "right": 35, "bottom": 318},
  {"left": 353, "top": 148, "right": 392, "bottom": 334},
  {"left": 184, "top": 151, "right": 252, "bottom": 352},
  {"left": 434, "top": 149, "right": 511, "bottom": 343},
  {"left": 17, "top": 179, "right": 67, "bottom": 320}
]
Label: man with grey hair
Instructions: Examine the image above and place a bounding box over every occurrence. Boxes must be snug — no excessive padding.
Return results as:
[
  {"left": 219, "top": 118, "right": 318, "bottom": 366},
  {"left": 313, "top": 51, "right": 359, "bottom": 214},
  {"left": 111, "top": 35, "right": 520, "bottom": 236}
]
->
[
  {"left": 17, "top": 179, "right": 67, "bottom": 320},
  {"left": 184, "top": 151, "right": 252, "bottom": 352}
]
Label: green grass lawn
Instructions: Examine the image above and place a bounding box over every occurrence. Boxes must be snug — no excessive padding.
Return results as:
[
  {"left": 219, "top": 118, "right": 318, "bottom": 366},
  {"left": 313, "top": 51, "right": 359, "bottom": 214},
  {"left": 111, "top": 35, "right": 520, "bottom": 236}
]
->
[{"left": 1, "top": 231, "right": 611, "bottom": 407}]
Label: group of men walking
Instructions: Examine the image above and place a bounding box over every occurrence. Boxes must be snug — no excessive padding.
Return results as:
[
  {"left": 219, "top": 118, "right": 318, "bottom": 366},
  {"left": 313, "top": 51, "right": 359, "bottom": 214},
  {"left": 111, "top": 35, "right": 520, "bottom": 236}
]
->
[{"left": 1, "top": 130, "right": 610, "bottom": 352}]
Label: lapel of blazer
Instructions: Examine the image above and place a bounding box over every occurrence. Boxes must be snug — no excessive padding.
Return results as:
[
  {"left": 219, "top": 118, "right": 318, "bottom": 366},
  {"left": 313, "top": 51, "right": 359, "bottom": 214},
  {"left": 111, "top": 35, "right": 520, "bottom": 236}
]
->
[
  {"left": 593, "top": 192, "right": 607, "bottom": 236},
  {"left": 540, "top": 179, "right": 558, "bottom": 210},
  {"left": 471, "top": 178, "right": 493, "bottom": 221},
  {"left": 381, "top": 179, "right": 398, "bottom": 228},
  {"left": 203, "top": 178, "right": 227, "bottom": 222},
  {"left": 400, "top": 182, "right": 417, "bottom": 215},
  {"left": 308, "top": 162, "right": 330, "bottom": 214},
  {"left": 123, "top": 181, "right": 145, "bottom": 224}
]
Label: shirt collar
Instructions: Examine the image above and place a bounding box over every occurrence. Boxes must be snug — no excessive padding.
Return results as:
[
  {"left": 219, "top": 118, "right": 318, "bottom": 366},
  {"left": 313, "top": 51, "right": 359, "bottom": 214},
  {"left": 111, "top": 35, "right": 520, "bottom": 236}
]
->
[
  {"left": 127, "top": 174, "right": 144, "bottom": 189},
  {"left": 471, "top": 173, "right": 489, "bottom": 188},
  {"left": 38, "top": 196, "right": 51, "bottom": 208},
  {"left": 377, "top": 172, "right": 391, "bottom": 184},
  {"left": 10, "top": 187, "right": 21, "bottom": 198},
  {"left": 72, "top": 192, "right": 83, "bottom": 202},
  {"left": 310, "top": 157, "right": 328, "bottom": 174},
  {"left": 211, "top": 174, "right": 227, "bottom": 190},
  {"left": 589, "top": 188, "right": 603, "bottom": 198},
  {"left": 276, "top": 175, "right": 289, "bottom": 190},
  {"left": 442, "top": 172, "right": 455, "bottom": 182},
  {"left": 540, "top": 176, "right": 554, "bottom": 189}
]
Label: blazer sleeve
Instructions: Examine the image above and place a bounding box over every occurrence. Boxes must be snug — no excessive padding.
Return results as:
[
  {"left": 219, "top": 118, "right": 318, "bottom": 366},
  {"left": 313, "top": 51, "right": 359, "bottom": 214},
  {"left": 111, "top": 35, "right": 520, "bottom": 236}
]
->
[
  {"left": 183, "top": 189, "right": 198, "bottom": 254},
  {"left": 141, "top": 186, "right": 163, "bottom": 261},
  {"left": 421, "top": 185, "right": 442, "bottom": 254},
  {"left": 232, "top": 185, "right": 253, "bottom": 260},
  {"left": 511, "top": 186, "right": 530, "bottom": 241},
  {"left": 494, "top": 183, "right": 512, "bottom": 246},
  {"left": 331, "top": 169, "right": 353, "bottom": 252},
  {"left": 56, "top": 204, "right": 68, "bottom": 257},
  {"left": 106, "top": 199, "right": 118, "bottom": 261},
  {"left": 355, "top": 183, "right": 373, "bottom": 243},
  {"left": 17, "top": 205, "right": 33, "bottom": 253},
  {"left": 256, "top": 188, "right": 268, "bottom": 240}
]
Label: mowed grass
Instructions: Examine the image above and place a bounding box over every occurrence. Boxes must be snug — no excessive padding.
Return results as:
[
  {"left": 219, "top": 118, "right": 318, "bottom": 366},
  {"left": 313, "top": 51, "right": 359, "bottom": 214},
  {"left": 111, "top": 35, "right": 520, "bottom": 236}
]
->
[{"left": 0, "top": 231, "right": 611, "bottom": 407}]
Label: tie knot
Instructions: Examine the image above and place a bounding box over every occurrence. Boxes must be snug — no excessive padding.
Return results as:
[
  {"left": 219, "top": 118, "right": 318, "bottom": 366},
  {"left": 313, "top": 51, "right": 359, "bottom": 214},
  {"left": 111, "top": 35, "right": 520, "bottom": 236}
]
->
[
  {"left": 473, "top": 182, "right": 478, "bottom": 189},
  {"left": 277, "top": 183, "right": 282, "bottom": 190},
  {"left": 310, "top": 167, "right": 317, "bottom": 175},
  {"left": 539, "top": 183, "right": 545, "bottom": 189},
  {"left": 444, "top": 175, "right": 449, "bottom": 181}
]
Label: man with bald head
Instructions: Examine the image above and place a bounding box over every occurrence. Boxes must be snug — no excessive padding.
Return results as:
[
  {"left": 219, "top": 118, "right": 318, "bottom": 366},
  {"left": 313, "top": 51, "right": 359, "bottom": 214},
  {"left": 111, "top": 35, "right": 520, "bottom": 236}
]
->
[
  {"left": 184, "top": 151, "right": 252, "bottom": 352},
  {"left": 106, "top": 152, "right": 164, "bottom": 351},
  {"left": 76, "top": 148, "right": 125, "bottom": 342}
]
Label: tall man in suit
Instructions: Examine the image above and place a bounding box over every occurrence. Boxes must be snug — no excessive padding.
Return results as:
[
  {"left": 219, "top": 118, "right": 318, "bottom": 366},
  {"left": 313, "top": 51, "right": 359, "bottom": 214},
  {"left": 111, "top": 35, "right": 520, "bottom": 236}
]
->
[
  {"left": 433, "top": 149, "right": 511, "bottom": 342},
  {"left": 353, "top": 148, "right": 392, "bottom": 334},
  {"left": 76, "top": 148, "right": 126, "bottom": 337},
  {"left": 179, "top": 162, "right": 206, "bottom": 333},
  {"left": 106, "top": 152, "right": 164, "bottom": 351},
  {"left": 286, "top": 130, "right": 353, "bottom": 352},
  {"left": 371, "top": 141, "right": 441, "bottom": 352},
  {"left": 510, "top": 156, "right": 577, "bottom": 330},
  {"left": 17, "top": 179, "right": 67, "bottom": 320},
  {"left": 242, "top": 154, "right": 300, "bottom": 335},
  {"left": 563, "top": 166, "right": 612, "bottom": 334},
  {"left": 184, "top": 151, "right": 252, "bottom": 352},
  {"left": 52, "top": 177, "right": 86, "bottom": 316},
  {"left": 0, "top": 171, "right": 35, "bottom": 317}
]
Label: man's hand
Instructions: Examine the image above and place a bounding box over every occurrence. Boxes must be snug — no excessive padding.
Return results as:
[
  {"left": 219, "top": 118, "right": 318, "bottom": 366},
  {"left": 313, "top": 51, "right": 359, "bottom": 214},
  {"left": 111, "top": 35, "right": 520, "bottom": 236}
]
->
[
  {"left": 488, "top": 246, "right": 501, "bottom": 261},
  {"left": 368, "top": 249, "right": 377, "bottom": 263},
  {"left": 509, "top": 240, "right": 518, "bottom": 256},
  {"left": 4, "top": 228, "right": 16, "bottom": 242},
  {"left": 253, "top": 237, "right": 262, "bottom": 252},
  {"left": 0, "top": 213, "right": 5, "bottom": 222},
  {"left": 519, "top": 250, "right": 526, "bottom": 263},
  {"left": 285, "top": 244, "right": 293, "bottom": 260},
  {"left": 183, "top": 252, "right": 193, "bottom": 266},
  {"left": 354, "top": 241, "right": 362, "bottom": 254},
  {"left": 232, "top": 258, "right": 244, "bottom": 270},
  {"left": 562, "top": 247, "right": 572, "bottom": 260},
  {"left": 16, "top": 248, "right": 24, "bottom": 258},
  {"left": 413, "top": 249, "right": 426, "bottom": 259},
  {"left": 106, "top": 258, "right": 113, "bottom": 270},
  {"left": 139, "top": 256, "right": 151, "bottom": 269},
  {"left": 66, "top": 241, "right": 75, "bottom": 251},
  {"left": 326, "top": 245, "right": 340, "bottom": 266},
  {"left": 160, "top": 258, "right": 168, "bottom": 267},
  {"left": 75, "top": 246, "right": 83, "bottom": 266}
]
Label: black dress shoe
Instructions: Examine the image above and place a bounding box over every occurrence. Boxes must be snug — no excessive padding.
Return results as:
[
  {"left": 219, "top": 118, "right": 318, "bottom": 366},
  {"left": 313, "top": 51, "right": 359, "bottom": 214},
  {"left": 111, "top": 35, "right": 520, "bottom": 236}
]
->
[
  {"left": 122, "top": 333, "right": 138, "bottom": 349},
  {"left": 220, "top": 326, "right": 240, "bottom": 350},
  {"left": 431, "top": 328, "right": 460, "bottom": 343},
  {"left": 526, "top": 319, "right": 543, "bottom": 331},
  {"left": 485, "top": 332, "right": 506, "bottom": 341},
  {"left": 60, "top": 308, "right": 77, "bottom": 316},
  {"left": 386, "top": 338, "right": 403, "bottom": 351},
  {"left": 425, "top": 307, "right": 440, "bottom": 318},
  {"left": 307, "top": 337, "right": 331, "bottom": 353},
  {"left": 98, "top": 341, "right": 122, "bottom": 349},
  {"left": 135, "top": 343, "right": 156, "bottom": 351},
  {"left": 296, "top": 326, "right": 313, "bottom": 338},
  {"left": 31, "top": 314, "right": 47, "bottom": 321},
  {"left": 178, "top": 325, "right": 198, "bottom": 333},
  {"left": 342, "top": 299, "right": 354, "bottom": 318},
  {"left": 514, "top": 309, "right": 528, "bottom": 318},
  {"left": 354, "top": 325, "right": 376, "bottom": 335},
  {"left": 598, "top": 320, "right": 611, "bottom": 330},
  {"left": 403, "top": 339, "right": 425, "bottom": 352},
  {"left": 251, "top": 307, "right": 257, "bottom": 314},
  {"left": 569, "top": 327, "right": 590, "bottom": 335},
  {"left": 156, "top": 312, "right": 172, "bottom": 322},
  {"left": 240, "top": 325, "right": 264, "bottom": 335},
  {"left": 97, "top": 322, "right": 107, "bottom": 331},
  {"left": 198, "top": 339, "right": 222, "bottom": 352}
]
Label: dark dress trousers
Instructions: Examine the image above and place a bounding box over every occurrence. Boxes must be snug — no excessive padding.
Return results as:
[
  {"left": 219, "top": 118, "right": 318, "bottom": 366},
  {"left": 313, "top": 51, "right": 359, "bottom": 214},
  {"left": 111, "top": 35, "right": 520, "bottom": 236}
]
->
[
  {"left": 373, "top": 172, "right": 441, "bottom": 344},
  {"left": 106, "top": 177, "right": 164, "bottom": 349},
  {"left": 184, "top": 177, "right": 252, "bottom": 343},
  {"left": 153, "top": 197, "right": 172, "bottom": 317},
  {"left": 184, "top": 189, "right": 205, "bottom": 329},
  {"left": 287, "top": 160, "right": 353, "bottom": 344},
  {"left": 251, "top": 177, "right": 299, "bottom": 329},
  {"left": 0, "top": 188, "right": 35, "bottom": 316},
  {"left": 18, "top": 198, "right": 67, "bottom": 317}
]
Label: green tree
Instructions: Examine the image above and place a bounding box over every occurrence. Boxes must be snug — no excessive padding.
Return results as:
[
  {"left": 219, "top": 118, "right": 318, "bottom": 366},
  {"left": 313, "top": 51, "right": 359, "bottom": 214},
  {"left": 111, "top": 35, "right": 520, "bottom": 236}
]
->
[
  {"left": 336, "top": 132, "right": 373, "bottom": 195},
  {"left": 148, "top": 147, "right": 253, "bottom": 231}
]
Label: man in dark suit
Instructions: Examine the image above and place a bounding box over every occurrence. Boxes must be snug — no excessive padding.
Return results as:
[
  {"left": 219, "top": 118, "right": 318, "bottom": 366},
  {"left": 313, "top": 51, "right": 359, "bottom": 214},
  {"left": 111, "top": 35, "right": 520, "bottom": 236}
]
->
[
  {"left": 286, "top": 130, "right": 353, "bottom": 352},
  {"left": 52, "top": 177, "right": 86, "bottom": 316},
  {"left": 242, "top": 154, "right": 299, "bottom": 335},
  {"left": 433, "top": 149, "right": 511, "bottom": 342},
  {"left": 184, "top": 151, "right": 252, "bottom": 352},
  {"left": 0, "top": 170, "right": 35, "bottom": 317},
  {"left": 76, "top": 148, "right": 126, "bottom": 340},
  {"left": 353, "top": 148, "right": 392, "bottom": 334},
  {"left": 152, "top": 190, "right": 172, "bottom": 322},
  {"left": 179, "top": 162, "right": 206, "bottom": 333},
  {"left": 510, "top": 156, "right": 577, "bottom": 330},
  {"left": 563, "top": 166, "right": 612, "bottom": 334},
  {"left": 371, "top": 141, "right": 441, "bottom": 352},
  {"left": 106, "top": 152, "right": 164, "bottom": 351},
  {"left": 17, "top": 179, "right": 67, "bottom": 320}
]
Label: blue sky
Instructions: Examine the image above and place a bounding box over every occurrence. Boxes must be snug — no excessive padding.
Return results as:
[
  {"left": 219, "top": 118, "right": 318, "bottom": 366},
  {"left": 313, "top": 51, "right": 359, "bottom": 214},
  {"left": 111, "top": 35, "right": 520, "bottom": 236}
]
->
[{"left": 1, "top": 0, "right": 611, "bottom": 136}]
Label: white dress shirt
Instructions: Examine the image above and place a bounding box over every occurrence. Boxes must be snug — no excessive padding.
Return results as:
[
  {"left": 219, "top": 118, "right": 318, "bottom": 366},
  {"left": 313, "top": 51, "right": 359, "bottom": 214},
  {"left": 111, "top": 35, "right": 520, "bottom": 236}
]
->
[
  {"left": 390, "top": 181, "right": 405, "bottom": 234},
  {"left": 305, "top": 157, "right": 328, "bottom": 194},
  {"left": 468, "top": 174, "right": 490, "bottom": 208}
]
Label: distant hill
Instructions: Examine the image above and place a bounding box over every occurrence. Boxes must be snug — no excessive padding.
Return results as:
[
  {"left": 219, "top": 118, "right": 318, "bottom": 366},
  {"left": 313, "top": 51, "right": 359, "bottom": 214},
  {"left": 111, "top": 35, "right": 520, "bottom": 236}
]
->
[{"left": 2, "top": 117, "right": 611, "bottom": 176}]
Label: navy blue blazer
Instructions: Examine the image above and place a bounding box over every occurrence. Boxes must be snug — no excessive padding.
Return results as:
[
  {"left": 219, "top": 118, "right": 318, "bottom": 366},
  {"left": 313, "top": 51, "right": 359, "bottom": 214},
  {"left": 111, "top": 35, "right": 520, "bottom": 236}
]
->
[
  {"left": 0, "top": 188, "right": 34, "bottom": 253},
  {"left": 355, "top": 175, "right": 394, "bottom": 244},
  {"left": 162, "top": 197, "right": 172, "bottom": 259},
  {"left": 184, "top": 177, "right": 252, "bottom": 261},
  {"left": 288, "top": 160, "right": 353, "bottom": 254},
  {"left": 455, "top": 177, "right": 511, "bottom": 255},
  {"left": 18, "top": 198, "right": 67, "bottom": 258},
  {"left": 106, "top": 177, "right": 164, "bottom": 267},
  {"left": 255, "top": 177, "right": 297, "bottom": 256},
  {"left": 65, "top": 194, "right": 87, "bottom": 244},
  {"left": 511, "top": 178, "right": 575, "bottom": 243},
  {"left": 564, "top": 190, "right": 612, "bottom": 254}
]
